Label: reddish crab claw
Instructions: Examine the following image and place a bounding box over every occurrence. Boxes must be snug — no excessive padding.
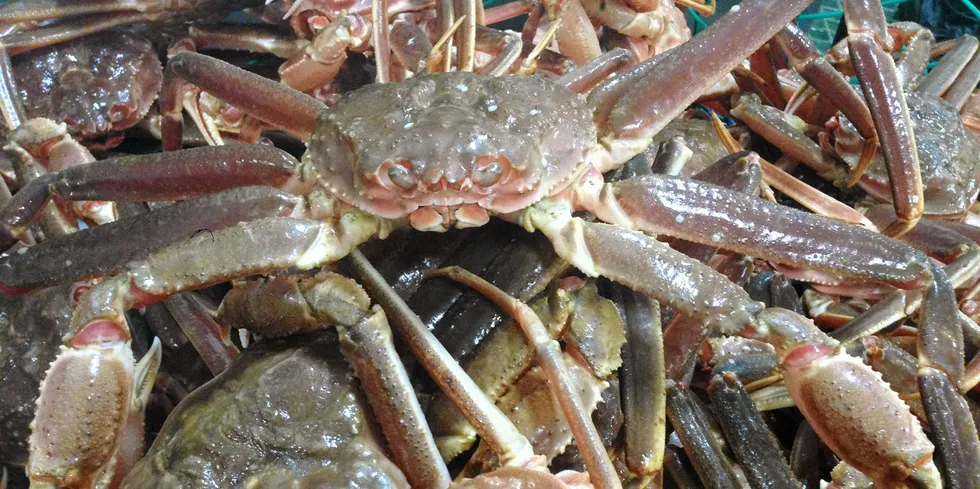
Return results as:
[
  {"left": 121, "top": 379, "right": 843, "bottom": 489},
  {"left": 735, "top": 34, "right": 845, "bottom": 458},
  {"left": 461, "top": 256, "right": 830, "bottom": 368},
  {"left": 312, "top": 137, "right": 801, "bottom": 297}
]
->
[{"left": 0, "top": 0, "right": 965, "bottom": 485}]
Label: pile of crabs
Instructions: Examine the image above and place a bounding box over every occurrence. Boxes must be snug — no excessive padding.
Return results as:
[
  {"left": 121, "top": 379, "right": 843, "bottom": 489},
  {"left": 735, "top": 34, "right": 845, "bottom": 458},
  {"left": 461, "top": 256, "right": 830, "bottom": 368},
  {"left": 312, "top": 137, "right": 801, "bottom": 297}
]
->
[{"left": 1, "top": 0, "right": 980, "bottom": 487}]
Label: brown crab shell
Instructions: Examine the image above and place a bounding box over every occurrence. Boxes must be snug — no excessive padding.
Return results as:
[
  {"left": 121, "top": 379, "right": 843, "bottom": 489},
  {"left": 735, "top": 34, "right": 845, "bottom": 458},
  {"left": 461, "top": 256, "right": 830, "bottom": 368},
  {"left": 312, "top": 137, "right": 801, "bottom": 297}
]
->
[{"left": 13, "top": 31, "right": 163, "bottom": 146}]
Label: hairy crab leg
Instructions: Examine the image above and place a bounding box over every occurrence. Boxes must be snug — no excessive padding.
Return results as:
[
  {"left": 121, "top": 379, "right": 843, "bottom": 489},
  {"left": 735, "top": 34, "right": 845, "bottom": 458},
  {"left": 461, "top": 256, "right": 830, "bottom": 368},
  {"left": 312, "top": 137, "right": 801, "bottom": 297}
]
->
[{"left": 431, "top": 266, "right": 621, "bottom": 489}]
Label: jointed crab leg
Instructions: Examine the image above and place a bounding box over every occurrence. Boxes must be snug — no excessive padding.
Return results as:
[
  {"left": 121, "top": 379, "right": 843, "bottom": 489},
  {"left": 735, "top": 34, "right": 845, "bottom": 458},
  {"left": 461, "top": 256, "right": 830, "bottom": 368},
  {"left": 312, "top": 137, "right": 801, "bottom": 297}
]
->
[
  {"left": 919, "top": 367, "right": 980, "bottom": 489},
  {"left": 941, "top": 48, "right": 980, "bottom": 111},
  {"left": 573, "top": 172, "right": 928, "bottom": 287},
  {"left": 556, "top": 48, "right": 638, "bottom": 94},
  {"left": 916, "top": 35, "right": 979, "bottom": 97},
  {"left": 391, "top": 20, "right": 433, "bottom": 74},
  {"left": 345, "top": 250, "right": 547, "bottom": 470},
  {"left": 841, "top": 0, "right": 923, "bottom": 236},
  {"left": 894, "top": 26, "right": 935, "bottom": 89},
  {"left": 432, "top": 266, "right": 621, "bottom": 489},
  {"left": 588, "top": 0, "right": 813, "bottom": 164},
  {"left": 706, "top": 374, "right": 802, "bottom": 489},
  {"left": 0, "top": 144, "right": 307, "bottom": 257},
  {"left": 169, "top": 51, "right": 324, "bottom": 141},
  {"left": 609, "top": 284, "right": 666, "bottom": 478},
  {"left": 773, "top": 24, "right": 878, "bottom": 178}
]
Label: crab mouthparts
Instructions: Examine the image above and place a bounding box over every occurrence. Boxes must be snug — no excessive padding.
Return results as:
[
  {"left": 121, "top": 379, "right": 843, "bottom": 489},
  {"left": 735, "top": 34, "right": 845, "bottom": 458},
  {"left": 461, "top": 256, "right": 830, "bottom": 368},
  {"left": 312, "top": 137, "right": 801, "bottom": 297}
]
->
[{"left": 409, "top": 204, "right": 491, "bottom": 232}]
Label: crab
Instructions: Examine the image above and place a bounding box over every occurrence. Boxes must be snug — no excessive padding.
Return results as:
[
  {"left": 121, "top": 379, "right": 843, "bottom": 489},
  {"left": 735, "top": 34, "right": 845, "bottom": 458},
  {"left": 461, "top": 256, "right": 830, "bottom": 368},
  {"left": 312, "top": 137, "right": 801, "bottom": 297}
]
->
[
  {"left": 0, "top": 0, "right": 975, "bottom": 486},
  {"left": 732, "top": 22, "right": 980, "bottom": 236},
  {"left": 5, "top": 30, "right": 163, "bottom": 151}
]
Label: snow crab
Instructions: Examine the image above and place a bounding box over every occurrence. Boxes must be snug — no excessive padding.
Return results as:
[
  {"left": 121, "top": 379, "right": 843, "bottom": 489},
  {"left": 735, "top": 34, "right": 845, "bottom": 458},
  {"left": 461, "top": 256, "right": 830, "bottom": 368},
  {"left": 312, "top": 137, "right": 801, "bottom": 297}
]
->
[{"left": 0, "top": 0, "right": 975, "bottom": 487}]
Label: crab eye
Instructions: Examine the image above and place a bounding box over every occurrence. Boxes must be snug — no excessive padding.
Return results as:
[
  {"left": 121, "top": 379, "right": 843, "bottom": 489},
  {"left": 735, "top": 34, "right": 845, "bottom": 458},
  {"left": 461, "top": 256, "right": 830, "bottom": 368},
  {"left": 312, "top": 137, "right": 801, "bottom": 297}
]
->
[
  {"left": 386, "top": 160, "right": 416, "bottom": 189},
  {"left": 474, "top": 156, "right": 508, "bottom": 187}
]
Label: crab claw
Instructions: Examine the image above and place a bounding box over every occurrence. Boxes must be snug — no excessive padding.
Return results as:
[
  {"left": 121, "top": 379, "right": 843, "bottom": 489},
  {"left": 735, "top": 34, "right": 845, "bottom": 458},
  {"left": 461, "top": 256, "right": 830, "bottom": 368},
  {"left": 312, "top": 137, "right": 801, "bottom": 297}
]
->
[
  {"left": 758, "top": 309, "right": 940, "bottom": 489},
  {"left": 27, "top": 318, "right": 161, "bottom": 489}
]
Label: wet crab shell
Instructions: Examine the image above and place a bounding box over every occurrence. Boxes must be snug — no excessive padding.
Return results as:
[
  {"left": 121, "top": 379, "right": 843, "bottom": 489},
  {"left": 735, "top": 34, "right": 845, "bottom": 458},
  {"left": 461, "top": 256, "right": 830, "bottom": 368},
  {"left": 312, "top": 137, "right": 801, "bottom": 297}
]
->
[
  {"left": 835, "top": 91, "right": 980, "bottom": 217},
  {"left": 121, "top": 330, "right": 409, "bottom": 489},
  {"left": 12, "top": 31, "right": 163, "bottom": 145},
  {"left": 307, "top": 72, "right": 597, "bottom": 218}
]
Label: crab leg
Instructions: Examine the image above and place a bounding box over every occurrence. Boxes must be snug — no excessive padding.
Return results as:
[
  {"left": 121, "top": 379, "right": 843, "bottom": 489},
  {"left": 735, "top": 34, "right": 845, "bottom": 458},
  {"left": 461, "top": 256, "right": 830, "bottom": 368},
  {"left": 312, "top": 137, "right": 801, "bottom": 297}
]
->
[
  {"left": 773, "top": 24, "right": 878, "bottom": 177},
  {"left": 163, "top": 293, "right": 239, "bottom": 376},
  {"left": 706, "top": 374, "right": 802, "bottom": 489},
  {"left": 183, "top": 23, "right": 309, "bottom": 58},
  {"left": 919, "top": 366, "right": 980, "bottom": 489},
  {"left": 453, "top": 0, "right": 477, "bottom": 71},
  {"left": 474, "top": 26, "right": 522, "bottom": 76},
  {"left": 279, "top": 14, "right": 372, "bottom": 93},
  {"left": 0, "top": 0, "right": 169, "bottom": 23},
  {"left": 571, "top": 172, "right": 929, "bottom": 287},
  {"left": 432, "top": 266, "right": 621, "bottom": 489},
  {"left": 916, "top": 34, "right": 979, "bottom": 97},
  {"left": 547, "top": 0, "right": 602, "bottom": 66},
  {"left": 168, "top": 51, "right": 325, "bottom": 141},
  {"left": 608, "top": 284, "right": 666, "bottom": 478},
  {"left": 556, "top": 48, "right": 638, "bottom": 94},
  {"left": 523, "top": 209, "right": 762, "bottom": 333},
  {"left": 345, "top": 250, "right": 538, "bottom": 468},
  {"left": 942, "top": 49, "right": 980, "bottom": 111},
  {"left": 0, "top": 145, "right": 306, "bottom": 256},
  {"left": 484, "top": 0, "right": 537, "bottom": 24},
  {"left": 839, "top": 0, "right": 923, "bottom": 236},
  {"left": 0, "top": 43, "right": 23, "bottom": 129},
  {"left": 665, "top": 381, "right": 740, "bottom": 489},
  {"left": 588, "top": 0, "right": 813, "bottom": 164},
  {"left": 895, "top": 27, "right": 935, "bottom": 89},
  {"left": 391, "top": 20, "right": 433, "bottom": 74}
]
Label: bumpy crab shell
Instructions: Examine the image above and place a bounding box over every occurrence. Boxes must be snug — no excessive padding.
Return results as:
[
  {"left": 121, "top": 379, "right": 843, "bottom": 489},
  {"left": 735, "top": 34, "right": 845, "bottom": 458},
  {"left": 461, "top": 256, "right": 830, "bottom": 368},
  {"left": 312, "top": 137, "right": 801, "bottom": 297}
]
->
[
  {"left": 307, "top": 72, "right": 597, "bottom": 218},
  {"left": 12, "top": 31, "right": 163, "bottom": 143},
  {"left": 121, "top": 330, "right": 409, "bottom": 489}
]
